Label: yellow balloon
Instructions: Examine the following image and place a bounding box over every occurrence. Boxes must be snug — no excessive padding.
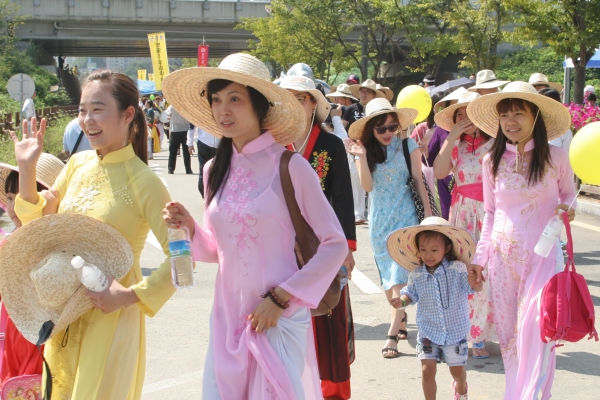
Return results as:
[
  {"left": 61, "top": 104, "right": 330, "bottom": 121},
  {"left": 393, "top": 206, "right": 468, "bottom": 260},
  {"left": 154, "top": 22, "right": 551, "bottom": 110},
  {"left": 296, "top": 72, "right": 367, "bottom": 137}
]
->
[
  {"left": 569, "top": 121, "right": 600, "bottom": 185},
  {"left": 396, "top": 85, "right": 432, "bottom": 123}
]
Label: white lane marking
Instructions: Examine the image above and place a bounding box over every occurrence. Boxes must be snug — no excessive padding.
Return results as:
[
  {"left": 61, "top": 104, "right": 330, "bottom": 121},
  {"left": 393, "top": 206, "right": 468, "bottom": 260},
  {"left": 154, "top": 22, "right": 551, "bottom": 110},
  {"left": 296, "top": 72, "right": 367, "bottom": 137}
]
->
[
  {"left": 572, "top": 220, "right": 600, "bottom": 234},
  {"left": 160, "top": 177, "right": 168, "bottom": 187},
  {"left": 351, "top": 267, "right": 382, "bottom": 294},
  {"left": 353, "top": 316, "right": 377, "bottom": 333},
  {"left": 142, "top": 370, "right": 203, "bottom": 394},
  {"left": 146, "top": 230, "right": 162, "bottom": 250}
]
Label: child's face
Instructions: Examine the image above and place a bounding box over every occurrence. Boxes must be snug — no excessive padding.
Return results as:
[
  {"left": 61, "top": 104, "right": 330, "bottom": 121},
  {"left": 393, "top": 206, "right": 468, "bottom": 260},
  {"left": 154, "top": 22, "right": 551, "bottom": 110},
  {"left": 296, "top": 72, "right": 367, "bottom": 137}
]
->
[
  {"left": 5, "top": 192, "right": 22, "bottom": 228},
  {"left": 417, "top": 234, "right": 451, "bottom": 268}
]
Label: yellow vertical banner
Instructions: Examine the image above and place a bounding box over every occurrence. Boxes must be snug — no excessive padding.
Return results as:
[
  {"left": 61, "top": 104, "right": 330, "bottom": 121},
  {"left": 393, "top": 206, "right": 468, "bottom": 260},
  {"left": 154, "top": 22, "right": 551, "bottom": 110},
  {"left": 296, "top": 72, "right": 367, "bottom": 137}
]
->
[
  {"left": 148, "top": 73, "right": 154, "bottom": 81},
  {"left": 138, "top": 69, "right": 147, "bottom": 80},
  {"left": 147, "top": 32, "right": 169, "bottom": 90}
]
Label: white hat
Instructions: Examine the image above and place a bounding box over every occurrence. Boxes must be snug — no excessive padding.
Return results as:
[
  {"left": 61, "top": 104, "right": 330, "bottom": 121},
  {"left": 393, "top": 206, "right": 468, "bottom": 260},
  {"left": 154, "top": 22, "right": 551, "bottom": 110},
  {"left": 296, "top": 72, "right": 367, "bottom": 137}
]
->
[
  {"left": 349, "top": 79, "right": 386, "bottom": 99},
  {"left": 387, "top": 217, "right": 476, "bottom": 272},
  {"left": 326, "top": 84, "right": 358, "bottom": 101},
  {"left": 434, "top": 91, "right": 481, "bottom": 132},
  {"left": 528, "top": 73, "right": 563, "bottom": 91},
  {"left": 433, "top": 87, "right": 468, "bottom": 113},
  {"left": 162, "top": 53, "right": 306, "bottom": 145},
  {"left": 0, "top": 213, "right": 133, "bottom": 343},
  {"left": 468, "top": 70, "right": 510, "bottom": 91},
  {"left": 348, "top": 98, "right": 418, "bottom": 140},
  {"left": 584, "top": 85, "right": 595, "bottom": 93},
  {"left": 280, "top": 75, "right": 331, "bottom": 123},
  {"left": 466, "top": 81, "right": 572, "bottom": 141}
]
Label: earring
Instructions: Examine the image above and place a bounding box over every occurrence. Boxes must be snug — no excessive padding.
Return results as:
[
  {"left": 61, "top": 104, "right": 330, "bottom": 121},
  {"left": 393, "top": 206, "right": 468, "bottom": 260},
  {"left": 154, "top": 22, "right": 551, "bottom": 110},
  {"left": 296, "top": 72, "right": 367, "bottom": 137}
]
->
[{"left": 312, "top": 108, "right": 316, "bottom": 115}]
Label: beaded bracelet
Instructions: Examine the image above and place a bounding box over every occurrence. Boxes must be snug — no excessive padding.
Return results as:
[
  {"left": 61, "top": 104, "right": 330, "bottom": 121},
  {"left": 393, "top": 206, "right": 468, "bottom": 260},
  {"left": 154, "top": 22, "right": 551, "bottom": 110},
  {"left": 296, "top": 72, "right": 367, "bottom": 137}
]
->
[{"left": 261, "top": 288, "right": 289, "bottom": 309}]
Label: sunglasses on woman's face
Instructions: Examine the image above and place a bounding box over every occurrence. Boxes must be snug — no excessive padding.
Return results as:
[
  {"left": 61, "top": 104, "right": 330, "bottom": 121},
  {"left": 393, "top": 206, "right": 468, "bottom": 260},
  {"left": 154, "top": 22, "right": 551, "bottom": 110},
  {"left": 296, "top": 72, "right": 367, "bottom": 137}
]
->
[{"left": 374, "top": 123, "right": 400, "bottom": 134}]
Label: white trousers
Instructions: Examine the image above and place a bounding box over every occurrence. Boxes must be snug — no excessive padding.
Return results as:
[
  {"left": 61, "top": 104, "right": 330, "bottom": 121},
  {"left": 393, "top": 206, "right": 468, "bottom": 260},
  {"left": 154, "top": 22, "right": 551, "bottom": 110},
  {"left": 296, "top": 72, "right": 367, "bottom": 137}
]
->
[{"left": 348, "top": 154, "right": 366, "bottom": 220}]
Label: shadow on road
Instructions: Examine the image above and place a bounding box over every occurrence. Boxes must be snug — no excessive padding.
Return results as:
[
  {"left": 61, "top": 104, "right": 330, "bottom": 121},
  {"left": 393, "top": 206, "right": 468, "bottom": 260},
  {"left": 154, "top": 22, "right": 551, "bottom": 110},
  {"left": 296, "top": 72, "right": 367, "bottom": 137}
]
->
[
  {"left": 574, "top": 250, "right": 600, "bottom": 266},
  {"left": 556, "top": 351, "right": 600, "bottom": 376}
]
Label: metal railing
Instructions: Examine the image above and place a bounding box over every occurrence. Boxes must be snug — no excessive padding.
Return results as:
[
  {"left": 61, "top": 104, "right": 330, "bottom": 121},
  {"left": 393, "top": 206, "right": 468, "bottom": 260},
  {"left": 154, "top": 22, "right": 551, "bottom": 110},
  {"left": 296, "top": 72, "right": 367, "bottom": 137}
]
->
[{"left": 0, "top": 105, "right": 79, "bottom": 135}]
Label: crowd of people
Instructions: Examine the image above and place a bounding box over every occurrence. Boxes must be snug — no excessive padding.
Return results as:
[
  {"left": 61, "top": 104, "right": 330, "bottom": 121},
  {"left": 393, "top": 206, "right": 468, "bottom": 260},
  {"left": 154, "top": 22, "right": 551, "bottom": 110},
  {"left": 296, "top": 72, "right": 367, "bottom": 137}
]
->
[{"left": 0, "top": 52, "right": 581, "bottom": 400}]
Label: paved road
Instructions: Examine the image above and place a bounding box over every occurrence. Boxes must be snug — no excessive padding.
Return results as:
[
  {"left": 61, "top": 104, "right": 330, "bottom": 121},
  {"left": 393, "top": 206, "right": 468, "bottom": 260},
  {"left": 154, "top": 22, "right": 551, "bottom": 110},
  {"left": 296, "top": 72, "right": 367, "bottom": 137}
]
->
[{"left": 141, "top": 149, "right": 600, "bottom": 399}]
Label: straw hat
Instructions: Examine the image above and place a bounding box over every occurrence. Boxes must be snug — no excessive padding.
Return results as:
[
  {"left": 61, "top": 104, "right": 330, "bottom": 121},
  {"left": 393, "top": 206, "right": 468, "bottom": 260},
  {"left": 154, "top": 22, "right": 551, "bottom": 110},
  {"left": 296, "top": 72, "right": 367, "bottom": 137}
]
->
[
  {"left": 528, "top": 73, "right": 563, "bottom": 91},
  {"left": 162, "top": 53, "right": 306, "bottom": 145},
  {"left": 376, "top": 84, "right": 394, "bottom": 101},
  {"left": 348, "top": 98, "right": 418, "bottom": 140},
  {"left": 466, "top": 81, "right": 572, "bottom": 141},
  {"left": 279, "top": 75, "right": 330, "bottom": 124},
  {"left": 468, "top": 70, "right": 510, "bottom": 91},
  {"left": 326, "top": 84, "right": 358, "bottom": 101},
  {"left": 386, "top": 217, "right": 476, "bottom": 272},
  {"left": 0, "top": 213, "right": 133, "bottom": 343},
  {"left": 434, "top": 92, "right": 481, "bottom": 132},
  {"left": 0, "top": 153, "right": 64, "bottom": 207},
  {"left": 349, "top": 79, "right": 386, "bottom": 99},
  {"left": 433, "top": 87, "right": 468, "bottom": 113}
]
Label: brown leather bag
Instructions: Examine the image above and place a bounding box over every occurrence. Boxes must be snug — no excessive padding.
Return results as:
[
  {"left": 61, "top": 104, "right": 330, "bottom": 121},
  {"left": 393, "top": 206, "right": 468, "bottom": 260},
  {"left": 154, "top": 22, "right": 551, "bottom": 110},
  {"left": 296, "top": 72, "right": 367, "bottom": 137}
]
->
[{"left": 279, "top": 150, "right": 345, "bottom": 317}]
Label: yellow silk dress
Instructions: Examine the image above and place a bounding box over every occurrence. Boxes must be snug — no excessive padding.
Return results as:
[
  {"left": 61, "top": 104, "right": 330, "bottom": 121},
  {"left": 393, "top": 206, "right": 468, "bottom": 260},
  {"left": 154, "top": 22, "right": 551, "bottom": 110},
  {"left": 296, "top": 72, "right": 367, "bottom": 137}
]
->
[{"left": 16, "top": 145, "right": 175, "bottom": 400}]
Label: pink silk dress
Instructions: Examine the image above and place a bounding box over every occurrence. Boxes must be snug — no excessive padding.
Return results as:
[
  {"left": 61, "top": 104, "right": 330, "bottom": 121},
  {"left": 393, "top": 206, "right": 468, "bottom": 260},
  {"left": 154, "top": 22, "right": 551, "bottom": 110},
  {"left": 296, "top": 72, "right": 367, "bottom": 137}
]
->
[
  {"left": 449, "top": 136, "right": 496, "bottom": 344},
  {"left": 190, "top": 132, "right": 348, "bottom": 400},
  {"left": 473, "top": 141, "right": 576, "bottom": 400}
]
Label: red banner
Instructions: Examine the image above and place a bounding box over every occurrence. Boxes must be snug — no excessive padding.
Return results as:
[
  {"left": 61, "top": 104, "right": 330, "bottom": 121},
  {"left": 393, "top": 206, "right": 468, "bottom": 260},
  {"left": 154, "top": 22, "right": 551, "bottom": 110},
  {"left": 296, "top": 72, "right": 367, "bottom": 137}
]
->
[{"left": 198, "top": 45, "right": 209, "bottom": 67}]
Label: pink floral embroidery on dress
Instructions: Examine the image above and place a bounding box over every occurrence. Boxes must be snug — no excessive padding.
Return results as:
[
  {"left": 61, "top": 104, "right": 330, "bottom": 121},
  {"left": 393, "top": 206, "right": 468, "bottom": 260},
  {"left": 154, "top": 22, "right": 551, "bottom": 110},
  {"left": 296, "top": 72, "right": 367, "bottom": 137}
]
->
[{"left": 221, "top": 167, "right": 259, "bottom": 251}]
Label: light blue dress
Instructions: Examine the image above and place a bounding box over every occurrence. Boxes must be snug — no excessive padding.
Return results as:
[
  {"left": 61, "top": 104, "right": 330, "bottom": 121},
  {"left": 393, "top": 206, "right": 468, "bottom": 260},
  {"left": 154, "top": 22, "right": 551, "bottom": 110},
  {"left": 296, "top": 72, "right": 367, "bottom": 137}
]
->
[{"left": 369, "top": 136, "right": 419, "bottom": 290}]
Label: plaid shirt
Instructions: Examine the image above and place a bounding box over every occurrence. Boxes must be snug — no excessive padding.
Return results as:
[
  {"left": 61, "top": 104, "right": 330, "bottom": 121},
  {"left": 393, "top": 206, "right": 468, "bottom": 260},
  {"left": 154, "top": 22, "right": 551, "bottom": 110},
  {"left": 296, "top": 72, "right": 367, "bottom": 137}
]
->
[{"left": 400, "top": 258, "right": 473, "bottom": 345}]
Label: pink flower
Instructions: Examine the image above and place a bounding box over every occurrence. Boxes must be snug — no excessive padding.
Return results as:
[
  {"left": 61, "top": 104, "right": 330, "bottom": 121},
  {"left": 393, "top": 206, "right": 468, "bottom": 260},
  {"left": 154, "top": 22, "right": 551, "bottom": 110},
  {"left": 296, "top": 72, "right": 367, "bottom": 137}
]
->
[
  {"left": 470, "top": 325, "right": 482, "bottom": 339},
  {"left": 458, "top": 170, "right": 465, "bottom": 183},
  {"left": 452, "top": 146, "right": 458, "bottom": 160}
]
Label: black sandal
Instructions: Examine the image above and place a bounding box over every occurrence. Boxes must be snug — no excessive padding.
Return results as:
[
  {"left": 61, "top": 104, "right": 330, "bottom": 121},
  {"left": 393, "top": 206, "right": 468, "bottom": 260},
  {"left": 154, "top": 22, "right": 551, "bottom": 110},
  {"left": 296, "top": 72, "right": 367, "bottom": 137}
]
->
[
  {"left": 382, "top": 335, "right": 400, "bottom": 358},
  {"left": 398, "top": 312, "right": 408, "bottom": 340}
]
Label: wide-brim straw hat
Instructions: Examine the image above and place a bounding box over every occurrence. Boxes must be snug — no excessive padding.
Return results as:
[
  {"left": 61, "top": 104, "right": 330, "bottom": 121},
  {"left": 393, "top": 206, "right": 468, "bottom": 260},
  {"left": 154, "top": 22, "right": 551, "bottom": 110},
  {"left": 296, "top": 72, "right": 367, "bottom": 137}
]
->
[
  {"left": 528, "top": 73, "right": 563, "bottom": 91},
  {"left": 434, "top": 92, "right": 481, "bottom": 132},
  {"left": 326, "top": 83, "right": 358, "bottom": 101},
  {"left": 468, "top": 70, "right": 510, "bottom": 91},
  {"left": 349, "top": 79, "right": 386, "bottom": 99},
  {"left": 466, "top": 81, "right": 572, "bottom": 141},
  {"left": 376, "top": 84, "right": 394, "bottom": 102},
  {"left": 0, "top": 213, "right": 133, "bottom": 343},
  {"left": 433, "top": 87, "right": 468, "bottom": 113},
  {"left": 162, "top": 53, "right": 306, "bottom": 145},
  {"left": 0, "top": 153, "right": 64, "bottom": 207},
  {"left": 279, "top": 75, "right": 330, "bottom": 124},
  {"left": 348, "top": 98, "right": 418, "bottom": 140},
  {"left": 386, "top": 217, "right": 476, "bottom": 272}
]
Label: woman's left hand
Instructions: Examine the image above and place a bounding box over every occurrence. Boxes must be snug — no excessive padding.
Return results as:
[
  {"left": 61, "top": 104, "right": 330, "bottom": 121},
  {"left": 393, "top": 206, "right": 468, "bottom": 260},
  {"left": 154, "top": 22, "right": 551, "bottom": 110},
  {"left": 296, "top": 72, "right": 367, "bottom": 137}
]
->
[
  {"left": 248, "top": 287, "right": 291, "bottom": 333},
  {"left": 556, "top": 204, "right": 575, "bottom": 222},
  {"left": 87, "top": 276, "right": 139, "bottom": 314}
]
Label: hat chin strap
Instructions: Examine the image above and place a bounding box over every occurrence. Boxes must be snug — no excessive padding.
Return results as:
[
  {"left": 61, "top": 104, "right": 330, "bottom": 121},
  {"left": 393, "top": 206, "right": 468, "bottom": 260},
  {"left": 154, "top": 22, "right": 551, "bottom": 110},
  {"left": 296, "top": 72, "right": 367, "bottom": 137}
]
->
[
  {"left": 509, "top": 109, "right": 540, "bottom": 172},
  {"left": 509, "top": 109, "right": 540, "bottom": 147}
]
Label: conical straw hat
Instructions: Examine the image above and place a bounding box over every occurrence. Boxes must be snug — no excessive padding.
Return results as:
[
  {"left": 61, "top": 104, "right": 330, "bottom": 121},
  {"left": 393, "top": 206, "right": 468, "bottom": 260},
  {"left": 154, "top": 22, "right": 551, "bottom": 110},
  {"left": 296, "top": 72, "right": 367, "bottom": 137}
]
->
[
  {"left": 348, "top": 98, "right": 418, "bottom": 140},
  {"left": 434, "top": 92, "right": 481, "bottom": 132}
]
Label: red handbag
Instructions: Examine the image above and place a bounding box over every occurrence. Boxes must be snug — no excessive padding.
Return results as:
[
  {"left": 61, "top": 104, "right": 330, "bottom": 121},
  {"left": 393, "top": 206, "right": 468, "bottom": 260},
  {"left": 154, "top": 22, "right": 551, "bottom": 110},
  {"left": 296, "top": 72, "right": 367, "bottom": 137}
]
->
[{"left": 539, "top": 212, "right": 599, "bottom": 344}]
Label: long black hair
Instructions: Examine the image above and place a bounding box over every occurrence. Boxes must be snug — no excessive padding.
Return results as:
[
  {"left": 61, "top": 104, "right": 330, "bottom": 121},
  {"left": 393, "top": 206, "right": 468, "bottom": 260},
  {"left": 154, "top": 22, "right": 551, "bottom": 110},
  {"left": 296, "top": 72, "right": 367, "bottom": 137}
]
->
[
  {"left": 360, "top": 112, "right": 399, "bottom": 173},
  {"left": 205, "top": 79, "right": 270, "bottom": 205},
  {"left": 488, "top": 98, "right": 551, "bottom": 186}
]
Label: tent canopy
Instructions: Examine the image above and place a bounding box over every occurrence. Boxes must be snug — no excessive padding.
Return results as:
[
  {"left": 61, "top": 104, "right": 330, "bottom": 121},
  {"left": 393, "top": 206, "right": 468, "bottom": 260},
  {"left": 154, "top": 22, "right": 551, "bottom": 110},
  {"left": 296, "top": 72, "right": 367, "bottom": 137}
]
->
[{"left": 563, "top": 49, "right": 600, "bottom": 68}]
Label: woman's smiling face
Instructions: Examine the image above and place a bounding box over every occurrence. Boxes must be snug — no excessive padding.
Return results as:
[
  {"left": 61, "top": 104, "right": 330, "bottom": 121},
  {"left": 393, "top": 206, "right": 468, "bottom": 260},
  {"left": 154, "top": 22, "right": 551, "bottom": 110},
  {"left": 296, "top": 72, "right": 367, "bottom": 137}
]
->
[{"left": 498, "top": 100, "right": 537, "bottom": 143}]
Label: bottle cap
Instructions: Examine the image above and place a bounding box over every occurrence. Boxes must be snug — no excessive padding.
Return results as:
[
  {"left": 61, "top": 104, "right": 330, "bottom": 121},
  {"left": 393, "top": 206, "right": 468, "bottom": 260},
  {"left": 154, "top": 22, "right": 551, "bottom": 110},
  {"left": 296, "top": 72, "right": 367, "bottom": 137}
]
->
[{"left": 71, "top": 256, "right": 84, "bottom": 269}]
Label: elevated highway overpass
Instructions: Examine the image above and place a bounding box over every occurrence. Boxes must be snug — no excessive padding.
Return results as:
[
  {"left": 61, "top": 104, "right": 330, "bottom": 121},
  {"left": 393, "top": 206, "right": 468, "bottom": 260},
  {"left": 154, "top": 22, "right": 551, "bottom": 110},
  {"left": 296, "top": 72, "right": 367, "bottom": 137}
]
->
[{"left": 14, "top": 0, "right": 279, "bottom": 58}]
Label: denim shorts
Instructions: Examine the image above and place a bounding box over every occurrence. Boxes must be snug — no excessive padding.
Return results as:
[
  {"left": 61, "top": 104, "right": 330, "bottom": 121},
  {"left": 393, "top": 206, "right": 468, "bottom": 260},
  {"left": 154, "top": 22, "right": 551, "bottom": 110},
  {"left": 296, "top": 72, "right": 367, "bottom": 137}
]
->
[{"left": 416, "top": 338, "right": 468, "bottom": 366}]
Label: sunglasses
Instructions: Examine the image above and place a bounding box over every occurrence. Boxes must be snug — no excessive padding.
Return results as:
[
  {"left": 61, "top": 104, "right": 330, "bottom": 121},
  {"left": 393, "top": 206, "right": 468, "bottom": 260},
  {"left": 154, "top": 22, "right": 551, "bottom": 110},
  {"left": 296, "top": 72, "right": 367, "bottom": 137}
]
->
[{"left": 374, "top": 123, "right": 400, "bottom": 135}]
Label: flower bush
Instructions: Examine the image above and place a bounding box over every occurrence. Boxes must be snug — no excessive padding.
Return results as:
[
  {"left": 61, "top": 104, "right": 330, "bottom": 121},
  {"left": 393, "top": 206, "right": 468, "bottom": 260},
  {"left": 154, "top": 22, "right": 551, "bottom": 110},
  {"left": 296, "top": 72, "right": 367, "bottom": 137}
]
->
[{"left": 568, "top": 103, "right": 600, "bottom": 133}]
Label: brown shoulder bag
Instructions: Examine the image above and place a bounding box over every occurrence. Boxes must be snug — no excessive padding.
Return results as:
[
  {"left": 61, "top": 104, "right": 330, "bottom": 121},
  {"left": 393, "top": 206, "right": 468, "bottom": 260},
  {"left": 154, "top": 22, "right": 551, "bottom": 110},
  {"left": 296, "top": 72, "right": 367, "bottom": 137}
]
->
[{"left": 279, "top": 150, "right": 345, "bottom": 317}]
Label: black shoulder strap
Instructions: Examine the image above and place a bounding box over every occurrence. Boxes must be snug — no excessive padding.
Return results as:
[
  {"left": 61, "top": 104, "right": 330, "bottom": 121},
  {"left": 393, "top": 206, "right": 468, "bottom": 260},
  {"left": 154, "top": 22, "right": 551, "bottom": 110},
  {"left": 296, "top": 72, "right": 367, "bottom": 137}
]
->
[
  {"left": 402, "top": 138, "right": 412, "bottom": 176},
  {"left": 71, "top": 131, "right": 85, "bottom": 155}
]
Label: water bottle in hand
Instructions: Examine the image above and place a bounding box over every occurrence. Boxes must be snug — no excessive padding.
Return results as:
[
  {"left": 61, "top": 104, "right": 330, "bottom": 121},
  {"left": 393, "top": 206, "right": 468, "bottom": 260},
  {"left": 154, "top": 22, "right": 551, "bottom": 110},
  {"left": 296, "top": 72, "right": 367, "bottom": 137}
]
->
[
  {"left": 71, "top": 256, "right": 109, "bottom": 292},
  {"left": 168, "top": 227, "right": 195, "bottom": 289},
  {"left": 339, "top": 266, "right": 349, "bottom": 289},
  {"left": 534, "top": 212, "right": 564, "bottom": 258}
]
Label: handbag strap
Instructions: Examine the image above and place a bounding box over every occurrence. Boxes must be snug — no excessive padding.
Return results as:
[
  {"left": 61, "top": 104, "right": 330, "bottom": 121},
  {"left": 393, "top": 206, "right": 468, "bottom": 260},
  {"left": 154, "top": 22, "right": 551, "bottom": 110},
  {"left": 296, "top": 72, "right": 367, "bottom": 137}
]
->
[
  {"left": 0, "top": 303, "right": 6, "bottom": 379},
  {"left": 279, "top": 150, "right": 310, "bottom": 270},
  {"left": 402, "top": 138, "right": 412, "bottom": 178},
  {"left": 562, "top": 211, "right": 575, "bottom": 273},
  {"left": 70, "top": 131, "right": 85, "bottom": 155}
]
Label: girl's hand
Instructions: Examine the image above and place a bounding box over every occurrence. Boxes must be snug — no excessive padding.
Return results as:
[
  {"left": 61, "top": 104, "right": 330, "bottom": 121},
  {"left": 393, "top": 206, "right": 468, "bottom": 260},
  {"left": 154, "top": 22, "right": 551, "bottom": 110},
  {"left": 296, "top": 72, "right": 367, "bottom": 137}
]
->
[
  {"left": 41, "top": 188, "right": 60, "bottom": 215},
  {"left": 10, "top": 117, "right": 47, "bottom": 170},
  {"left": 418, "top": 141, "right": 429, "bottom": 158},
  {"left": 449, "top": 119, "right": 472, "bottom": 140},
  {"left": 468, "top": 269, "right": 483, "bottom": 292},
  {"left": 556, "top": 204, "right": 575, "bottom": 222},
  {"left": 87, "top": 275, "right": 139, "bottom": 314},
  {"left": 248, "top": 287, "right": 291, "bottom": 333},
  {"left": 467, "top": 264, "right": 485, "bottom": 283},
  {"left": 163, "top": 201, "right": 195, "bottom": 237},
  {"left": 344, "top": 138, "right": 366, "bottom": 158}
]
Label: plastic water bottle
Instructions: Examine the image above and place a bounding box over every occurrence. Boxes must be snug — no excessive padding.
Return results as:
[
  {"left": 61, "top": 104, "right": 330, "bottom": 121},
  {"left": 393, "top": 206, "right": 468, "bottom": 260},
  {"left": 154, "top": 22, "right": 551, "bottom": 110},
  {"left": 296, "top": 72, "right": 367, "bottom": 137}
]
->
[
  {"left": 534, "top": 212, "right": 564, "bottom": 257},
  {"left": 339, "top": 266, "right": 349, "bottom": 289},
  {"left": 168, "top": 227, "right": 195, "bottom": 289},
  {"left": 71, "top": 256, "right": 109, "bottom": 292}
]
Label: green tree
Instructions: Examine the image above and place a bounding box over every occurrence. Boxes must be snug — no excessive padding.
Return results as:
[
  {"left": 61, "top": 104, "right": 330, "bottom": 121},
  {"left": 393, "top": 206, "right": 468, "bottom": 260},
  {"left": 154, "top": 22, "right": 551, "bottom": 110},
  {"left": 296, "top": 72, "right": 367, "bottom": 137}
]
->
[
  {"left": 448, "top": 0, "right": 511, "bottom": 71},
  {"left": 506, "top": 0, "right": 600, "bottom": 103}
]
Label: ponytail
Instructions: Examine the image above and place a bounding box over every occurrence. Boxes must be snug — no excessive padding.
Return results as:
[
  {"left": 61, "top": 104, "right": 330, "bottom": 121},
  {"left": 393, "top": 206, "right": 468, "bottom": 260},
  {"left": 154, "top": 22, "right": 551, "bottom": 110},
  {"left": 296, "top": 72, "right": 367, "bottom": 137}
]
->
[{"left": 130, "top": 106, "right": 148, "bottom": 164}]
